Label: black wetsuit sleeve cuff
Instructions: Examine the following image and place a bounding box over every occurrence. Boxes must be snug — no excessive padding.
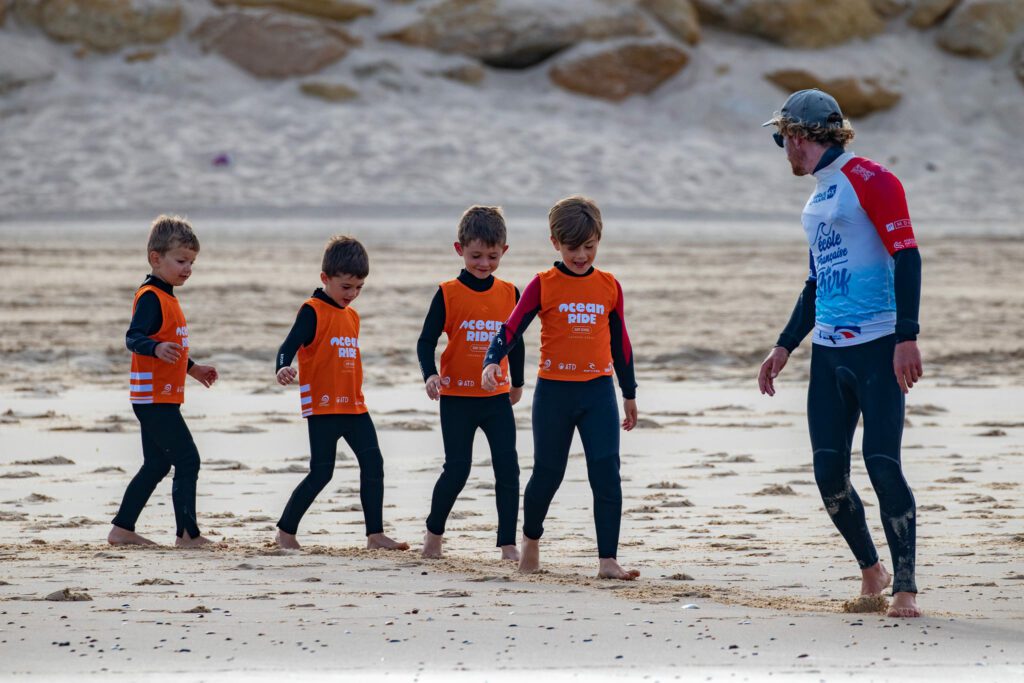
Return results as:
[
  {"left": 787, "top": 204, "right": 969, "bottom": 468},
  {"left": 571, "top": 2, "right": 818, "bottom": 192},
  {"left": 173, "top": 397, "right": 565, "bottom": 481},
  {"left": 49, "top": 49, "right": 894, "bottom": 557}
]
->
[{"left": 894, "top": 248, "right": 922, "bottom": 343}]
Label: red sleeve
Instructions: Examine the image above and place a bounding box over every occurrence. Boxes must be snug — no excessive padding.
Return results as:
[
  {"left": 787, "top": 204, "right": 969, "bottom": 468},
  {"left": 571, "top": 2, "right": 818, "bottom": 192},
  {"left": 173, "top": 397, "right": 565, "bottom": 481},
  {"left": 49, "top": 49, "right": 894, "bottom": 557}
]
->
[
  {"left": 613, "top": 279, "right": 632, "bottom": 364},
  {"left": 502, "top": 275, "right": 541, "bottom": 345},
  {"left": 842, "top": 157, "right": 918, "bottom": 255}
]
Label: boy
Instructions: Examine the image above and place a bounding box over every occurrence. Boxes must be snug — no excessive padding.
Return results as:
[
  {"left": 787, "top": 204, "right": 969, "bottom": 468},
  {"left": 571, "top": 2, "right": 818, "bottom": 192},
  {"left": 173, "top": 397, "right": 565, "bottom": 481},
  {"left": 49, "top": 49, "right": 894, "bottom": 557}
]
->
[
  {"left": 109, "top": 215, "right": 219, "bottom": 548},
  {"left": 274, "top": 235, "right": 408, "bottom": 552},
  {"left": 482, "top": 196, "right": 639, "bottom": 580},
  {"left": 417, "top": 206, "right": 525, "bottom": 560}
]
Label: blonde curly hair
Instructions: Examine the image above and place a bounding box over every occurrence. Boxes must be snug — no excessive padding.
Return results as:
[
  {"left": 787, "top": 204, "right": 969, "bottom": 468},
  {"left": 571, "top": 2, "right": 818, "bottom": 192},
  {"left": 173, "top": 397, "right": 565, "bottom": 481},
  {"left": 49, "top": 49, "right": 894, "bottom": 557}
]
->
[{"left": 769, "top": 114, "right": 856, "bottom": 148}]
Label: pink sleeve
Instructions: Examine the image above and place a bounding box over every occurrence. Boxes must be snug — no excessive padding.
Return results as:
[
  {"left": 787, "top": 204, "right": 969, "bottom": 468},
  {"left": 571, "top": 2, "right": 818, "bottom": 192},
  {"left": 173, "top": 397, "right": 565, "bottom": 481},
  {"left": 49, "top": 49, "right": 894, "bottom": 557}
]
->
[
  {"left": 502, "top": 275, "right": 541, "bottom": 345},
  {"left": 842, "top": 157, "right": 918, "bottom": 255}
]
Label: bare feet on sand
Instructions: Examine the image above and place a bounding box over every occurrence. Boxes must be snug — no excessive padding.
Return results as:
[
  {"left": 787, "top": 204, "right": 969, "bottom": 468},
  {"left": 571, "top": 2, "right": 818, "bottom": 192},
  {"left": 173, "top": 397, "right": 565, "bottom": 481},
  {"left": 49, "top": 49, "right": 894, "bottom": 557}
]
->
[
  {"left": 175, "top": 531, "right": 216, "bottom": 549},
  {"left": 422, "top": 531, "right": 443, "bottom": 558},
  {"left": 518, "top": 536, "right": 540, "bottom": 574},
  {"left": 276, "top": 529, "right": 301, "bottom": 550},
  {"left": 861, "top": 561, "right": 892, "bottom": 596},
  {"left": 598, "top": 558, "right": 640, "bottom": 581},
  {"left": 367, "top": 533, "right": 409, "bottom": 551},
  {"left": 107, "top": 526, "right": 156, "bottom": 546},
  {"left": 888, "top": 592, "right": 922, "bottom": 618},
  {"left": 500, "top": 544, "right": 520, "bottom": 561}
]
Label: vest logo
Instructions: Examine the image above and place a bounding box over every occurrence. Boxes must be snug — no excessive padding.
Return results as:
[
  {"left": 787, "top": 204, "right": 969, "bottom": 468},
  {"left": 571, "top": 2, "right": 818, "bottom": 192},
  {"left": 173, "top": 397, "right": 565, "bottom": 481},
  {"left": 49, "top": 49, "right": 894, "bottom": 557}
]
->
[
  {"left": 558, "top": 302, "right": 605, "bottom": 325},
  {"left": 557, "top": 362, "right": 577, "bottom": 371},
  {"left": 459, "top": 319, "right": 502, "bottom": 342},
  {"left": 175, "top": 325, "right": 189, "bottom": 337},
  {"left": 811, "top": 185, "right": 837, "bottom": 204},
  {"left": 441, "top": 376, "right": 451, "bottom": 386},
  {"left": 336, "top": 396, "right": 349, "bottom": 404},
  {"left": 542, "top": 359, "right": 552, "bottom": 370},
  {"left": 850, "top": 164, "right": 875, "bottom": 181},
  {"left": 162, "top": 383, "right": 172, "bottom": 395},
  {"left": 331, "top": 336, "right": 359, "bottom": 359},
  {"left": 320, "top": 394, "right": 330, "bottom": 406},
  {"left": 885, "top": 218, "right": 912, "bottom": 233}
]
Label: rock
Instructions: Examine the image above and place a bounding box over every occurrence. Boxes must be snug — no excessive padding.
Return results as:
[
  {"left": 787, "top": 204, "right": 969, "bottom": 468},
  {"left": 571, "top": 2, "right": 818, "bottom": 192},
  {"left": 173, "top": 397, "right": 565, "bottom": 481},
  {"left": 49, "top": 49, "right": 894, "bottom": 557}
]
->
[
  {"left": 869, "top": 0, "right": 910, "bottom": 16},
  {"left": 907, "top": 0, "right": 962, "bottom": 27},
  {"left": 15, "top": 0, "right": 183, "bottom": 52},
  {"left": 550, "top": 40, "right": 688, "bottom": 102},
  {"left": 0, "top": 38, "right": 55, "bottom": 93},
  {"left": 1014, "top": 43, "right": 1024, "bottom": 85},
  {"left": 123, "top": 48, "right": 159, "bottom": 62},
  {"left": 692, "top": 0, "right": 884, "bottom": 48},
  {"left": 937, "top": 0, "right": 1024, "bottom": 58},
  {"left": 211, "top": 0, "right": 373, "bottom": 22},
  {"left": 45, "top": 588, "right": 92, "bottom": 602},
  {"left": 765, "top": 69, "right": 902, "bottom": 117},
  {"left": 428, "top": 64, "right": 487, "bottom": 85},
  {"left": 641, "top": 0, "right": 701, "bottom": 45},
  {"left": 299, "top": 80, "right": 358, "bottom": 101},
  {"left": 381, "top": 0, "right": 652, "bottom": 69},
  {"left": 192, "top": 12, "right": 359, "bottom": 78}
]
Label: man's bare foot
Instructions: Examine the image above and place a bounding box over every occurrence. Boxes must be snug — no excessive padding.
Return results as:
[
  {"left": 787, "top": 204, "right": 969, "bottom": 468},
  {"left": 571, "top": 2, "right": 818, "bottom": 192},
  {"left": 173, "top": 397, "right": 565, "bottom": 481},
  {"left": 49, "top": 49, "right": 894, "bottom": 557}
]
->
[
  {"left": 422, "top": 531, "right": 443, "bottom": 558},
  {"left": 500, "top": 544, "right": 520, "bottom": 561},
  {"left": 367, "top": 533, "right": 409, "bottom": 551},
  {"left": 597, "top": 558, "right": 640, "bottom": 581},
  {"left": 518, "top": 536, "right": 540, "bottom": 574},
  {"left": 107, "top": 526, "right": 156, "bottom": 546},
  {"left": 175, "top": 531, "right": 216, "bottom": 549},
  {"left": 888, "top": 591, "right": 922, "bottom": 618},
  {"left": 276, "top": 529, "right": 301, "bottom": 550},
  {"left": 861, "top": 561, "right": 892, "bottom": 595}
]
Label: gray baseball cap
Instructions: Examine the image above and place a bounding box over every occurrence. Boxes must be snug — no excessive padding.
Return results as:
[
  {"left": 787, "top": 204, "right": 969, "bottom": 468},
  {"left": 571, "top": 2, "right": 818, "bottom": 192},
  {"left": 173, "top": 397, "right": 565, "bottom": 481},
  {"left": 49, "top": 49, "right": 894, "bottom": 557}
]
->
[{"left": 762, "top": 89, "right": 844, "bottom": 128}]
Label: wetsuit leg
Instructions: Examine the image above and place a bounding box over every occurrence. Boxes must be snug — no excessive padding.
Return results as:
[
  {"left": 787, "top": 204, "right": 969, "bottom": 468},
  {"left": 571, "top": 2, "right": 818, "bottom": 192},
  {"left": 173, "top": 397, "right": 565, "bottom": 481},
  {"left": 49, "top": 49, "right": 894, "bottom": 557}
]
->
[
  {"left": 341, "top": 413, "right": 385, "bottom": 536},
  {"left": 425, "top": 396, "right": 479, "bottom": 537},
  {"left": 575, "top": 376, "right": 622, "bottom": 559},
  {"left": 809, "top": 345, "right": 879, "bottom": 570},
  {"left": 857, "top": 336, "right": 917, "bottom": 594},
  {"left": 277, "top": 414, "right": 341, "bottom": 535},
  {"left": 112, "top": 404, "right": 174, "bottom": 532},
  {"left": 522, "top": 379, "right": 577, "bottom": 542},
  {"left": 479, "top": 396, "right": 520, "bottom": 547}
]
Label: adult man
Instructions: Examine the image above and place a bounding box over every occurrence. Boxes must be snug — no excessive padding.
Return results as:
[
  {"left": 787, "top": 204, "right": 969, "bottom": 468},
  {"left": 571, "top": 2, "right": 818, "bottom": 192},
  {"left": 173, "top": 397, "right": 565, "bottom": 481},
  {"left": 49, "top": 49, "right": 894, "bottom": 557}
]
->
[{"left": 757, "top": 89, "right": 923, "bottom": 618}]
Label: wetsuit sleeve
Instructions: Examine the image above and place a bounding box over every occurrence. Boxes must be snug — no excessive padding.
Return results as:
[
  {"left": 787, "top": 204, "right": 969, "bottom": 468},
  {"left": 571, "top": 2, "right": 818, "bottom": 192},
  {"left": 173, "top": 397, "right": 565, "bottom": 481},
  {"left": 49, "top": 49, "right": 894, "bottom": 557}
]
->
[
  {"left": 276, "top": 304, "right": 317, "bottom": 372},
  {"left": 776, "top": 264, "right": 817, "bottom": 354},
  {"left": 893, "top": 247, "right": 921, "bottom": 342},
  {"left": 485, "top": 275, "right": 541, "bottom": 367},
  {"left": 609, "top": 279, "right": 637, "bottom": 400},
  {"left": 508, "top": 286, "right": 526, "bottom": 388},
  {"left": 416, "top": 287, "right": 446, "bottom": 381}
]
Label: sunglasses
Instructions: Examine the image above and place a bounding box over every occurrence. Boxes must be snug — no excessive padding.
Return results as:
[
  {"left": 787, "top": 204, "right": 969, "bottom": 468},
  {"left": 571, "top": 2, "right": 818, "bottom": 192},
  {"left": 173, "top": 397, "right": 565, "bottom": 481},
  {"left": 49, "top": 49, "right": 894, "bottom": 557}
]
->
[{"left": 773, "top": 132, "right": 784, "bottom": 148}]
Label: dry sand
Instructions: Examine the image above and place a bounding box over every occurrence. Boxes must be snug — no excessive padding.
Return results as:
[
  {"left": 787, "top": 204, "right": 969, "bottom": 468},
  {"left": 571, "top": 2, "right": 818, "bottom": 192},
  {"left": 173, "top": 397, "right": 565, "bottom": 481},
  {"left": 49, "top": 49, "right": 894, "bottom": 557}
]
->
[{"left": 1, "top": 225, "right": 1022, "bottom": 681}]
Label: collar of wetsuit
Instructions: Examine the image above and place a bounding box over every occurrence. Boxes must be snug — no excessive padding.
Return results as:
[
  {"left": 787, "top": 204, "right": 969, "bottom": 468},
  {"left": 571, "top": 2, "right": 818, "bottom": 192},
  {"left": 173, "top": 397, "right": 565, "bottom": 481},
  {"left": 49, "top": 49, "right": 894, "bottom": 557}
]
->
[
  {"left": 143, "top": 274, "right": 174, "bottom": 296},
  {"left": 312, "top": 288, "right": 345, "bottom": 309},
  {"left": 457, "top": 268, "right": 494, "bottom": 292},
  {"left": 554, "top": 261, "right": 594, "bottom": 277},
  {"left": 813, "top": 145, "right": 846, "bottom": 175}
]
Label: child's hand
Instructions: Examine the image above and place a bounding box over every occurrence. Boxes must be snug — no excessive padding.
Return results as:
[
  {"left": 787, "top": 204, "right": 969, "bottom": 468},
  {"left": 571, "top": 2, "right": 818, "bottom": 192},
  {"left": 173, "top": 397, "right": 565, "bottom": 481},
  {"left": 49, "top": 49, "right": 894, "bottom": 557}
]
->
[
  {"left": 622, "top": 398, "right": 637, "bottom": 431},
  {"left": 509, "top": 385, "right": 523, "bottom": 406},
  {"left": 425, "top": 374, "right": 441, "bottom": 400},
  {"left": 481, "top": 364, "right": 503, "bottom": 392},
  {"left": 188, "top": 364, "right": 218, "bottom": 388},
  {"left": 155, "top": 342, "right": 183, "bottom": 364},
  {"left": 277, "top": 366, "right": 297, "bottom": 386}
]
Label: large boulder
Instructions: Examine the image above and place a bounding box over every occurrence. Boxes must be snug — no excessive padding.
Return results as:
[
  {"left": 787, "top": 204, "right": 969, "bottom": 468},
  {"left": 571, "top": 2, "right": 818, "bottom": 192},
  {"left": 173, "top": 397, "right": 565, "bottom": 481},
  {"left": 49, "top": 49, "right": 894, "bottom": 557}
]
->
[
  {"left": 211, "top": 0, "right": 373, "bottom": 22},
  {"left": 936, "top": 0, "right": 1024, "bottom": 58},
  {"left": 765, "top": 69, "right": 901, "bottom": 117},
  {"left": 0, "top": 37, "right": 56, "bottom": 93},
  {"left": 907, "top": 0, "right": 961, "bottom": 27},
  {"left": 549, "top": 40, "right": 688, "bottom": 102},
  {"left": 380, "top": 0, "right": 653, "bottom": 69},
  {"left": 692, "top": 0, "right": 884, "bottom": 48},
  {"left": 192, "top": 11, "right": 359, "bottom": 78},
  {"left": 641, "top": 0, "right": 701, "bottom": 45},
  {"left": 14, "top": 0, "right": 183, "bottom": 52}
]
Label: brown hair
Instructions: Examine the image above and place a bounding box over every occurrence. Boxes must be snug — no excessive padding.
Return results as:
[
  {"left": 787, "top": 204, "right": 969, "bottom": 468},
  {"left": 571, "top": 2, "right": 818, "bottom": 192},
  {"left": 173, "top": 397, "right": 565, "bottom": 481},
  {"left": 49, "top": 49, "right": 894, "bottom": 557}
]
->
[
  {"left": 147, "top": 214, "right": 199, "bottom": 255},
  {"left": 322, "top": 235, "right": 369, "bottom": 278},
  {"left": 548, "top": 195, "right": 602, "bottom": 249},
  {"left": 457, "top": 205, "right": 507, "bottom": 247},
  {"left": 772, "top": 115, "right": 856, "bottom": 148}
]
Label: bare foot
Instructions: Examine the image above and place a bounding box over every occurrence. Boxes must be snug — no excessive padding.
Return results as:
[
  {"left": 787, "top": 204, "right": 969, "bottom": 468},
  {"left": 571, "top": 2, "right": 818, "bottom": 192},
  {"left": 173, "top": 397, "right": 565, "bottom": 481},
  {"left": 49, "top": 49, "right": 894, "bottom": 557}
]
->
[
  {"left": 598, "top": 558, "right": 640, "bottom": 581},
  {"left": 500, "top": 544, "right": 520, "bottom": 561},
  {"left": 107, "top": 526, "right": 156, "bottom": 546},
  {"left": 175, "top": 531, "right": 216, "bottom": 549},
  {"left": 861, "top": 561, "right": 892, "bottom": 596},
  {"left": 367, "top": 533, "right": 409, "bottom": 551},
  {"left": 518, "top": 536, "right": 540, "bottom": 574},
  {"left": 276, "top": 529, "right": 301, "bottom": 550},
  {"left": 887, "top": 591, "right": 922, "bottom": 618},
  {"left": 422, "top": 531, "right": 443, "bottom": 558}
]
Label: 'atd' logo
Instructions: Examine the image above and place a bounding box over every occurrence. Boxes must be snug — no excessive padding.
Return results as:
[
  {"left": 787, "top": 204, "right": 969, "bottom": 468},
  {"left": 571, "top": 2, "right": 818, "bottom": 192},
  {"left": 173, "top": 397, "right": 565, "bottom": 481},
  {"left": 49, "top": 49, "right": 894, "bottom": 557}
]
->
[
  {"left": 558, "top": 302, "right": 605, "bottom": 325},
  {"left": 330, "top": 336, "right": 358, "bottom": 359}
]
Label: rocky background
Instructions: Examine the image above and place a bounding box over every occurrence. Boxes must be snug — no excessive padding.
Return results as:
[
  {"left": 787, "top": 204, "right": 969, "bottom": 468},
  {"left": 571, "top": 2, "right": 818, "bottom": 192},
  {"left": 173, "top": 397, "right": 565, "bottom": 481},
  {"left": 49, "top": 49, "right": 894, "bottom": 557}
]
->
[{"left": 1, "top": 0, "right": 1022, "bottom": 221}]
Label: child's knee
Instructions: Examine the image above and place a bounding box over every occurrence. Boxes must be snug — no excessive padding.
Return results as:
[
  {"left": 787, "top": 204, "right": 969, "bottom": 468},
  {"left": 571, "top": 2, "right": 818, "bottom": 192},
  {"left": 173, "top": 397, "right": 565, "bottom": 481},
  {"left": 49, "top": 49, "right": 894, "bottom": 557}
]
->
[
  {"left": 172, "top": 453, "right": 201, "bottom": 481},
  {"left": 358, "top": 449, "right": 384, "bottom": 481}
]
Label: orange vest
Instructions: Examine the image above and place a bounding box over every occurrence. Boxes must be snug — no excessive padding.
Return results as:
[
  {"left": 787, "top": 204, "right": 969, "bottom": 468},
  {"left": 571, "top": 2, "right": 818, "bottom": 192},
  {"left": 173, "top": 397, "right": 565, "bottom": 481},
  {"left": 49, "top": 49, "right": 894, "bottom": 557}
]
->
[
  {"left": 537, "top": 267, "right": 618, "bottom": 382},
  {"left": 439, "top": 277, "right": 516, "bottom": 397},
  {"left": 296, "top": 298, "right": 368, "bottom": 417},
  {"left": 129, "top": 285, "right": 188, "bottom": 405}
]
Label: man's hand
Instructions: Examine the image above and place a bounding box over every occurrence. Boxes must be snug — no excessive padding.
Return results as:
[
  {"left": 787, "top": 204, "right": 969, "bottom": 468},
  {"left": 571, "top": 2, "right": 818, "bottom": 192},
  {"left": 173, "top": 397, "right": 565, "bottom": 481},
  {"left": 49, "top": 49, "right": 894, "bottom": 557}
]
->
[
  {"left": 155, "top": 342, "right": 183, "bottom": 364},
  {"left": 188, "top": 364, "right": 218, "bottom": 388},
  {"left": 425, "top": 374, "right": 442, "bottom": 400},
  {"left": 481, "top": 364, "right": 503, "bottom": 392},
  {"left": 622, "top": 398, "right": 637, "bottom": 431},
  {"left": 509, "top": 385, "right": 523, "bottom": 406},
  {"left": 758, "top": 346, "right": 790, "bottom": 396},
  {"left": 277, "top": 366, "right": 297, "bottom": 386},
  {"left": 893, "top": 340, "right": 923, "bottom": 394}
]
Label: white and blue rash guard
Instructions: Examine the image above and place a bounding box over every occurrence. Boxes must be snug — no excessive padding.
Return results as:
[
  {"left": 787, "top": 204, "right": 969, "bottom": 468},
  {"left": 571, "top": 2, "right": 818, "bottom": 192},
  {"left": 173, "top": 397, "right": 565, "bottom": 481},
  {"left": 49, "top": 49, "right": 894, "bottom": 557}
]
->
[{"left": 801, "top": 151, "right": 919, "bottom": 347}]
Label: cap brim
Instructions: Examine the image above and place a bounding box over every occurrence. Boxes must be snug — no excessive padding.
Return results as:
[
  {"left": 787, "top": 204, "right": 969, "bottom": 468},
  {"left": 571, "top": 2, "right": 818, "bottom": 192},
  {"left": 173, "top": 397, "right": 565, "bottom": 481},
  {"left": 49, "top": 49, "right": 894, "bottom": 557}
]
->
[{"left": 761, "top": 118, "right": 777, "bottom": 127}]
